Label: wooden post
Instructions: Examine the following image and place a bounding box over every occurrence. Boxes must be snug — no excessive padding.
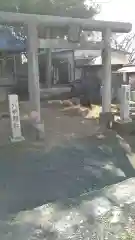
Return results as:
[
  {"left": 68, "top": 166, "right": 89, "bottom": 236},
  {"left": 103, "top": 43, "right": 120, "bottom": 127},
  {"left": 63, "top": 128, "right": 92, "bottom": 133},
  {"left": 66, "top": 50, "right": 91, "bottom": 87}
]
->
[
  {"left": 102, "top": 28, "right": 112, "bottom": 113},
  {"left": 27, "top": 22, "right": 41, "bottom": 121},
  {"left": 46, "top": 28, "right": 52, "bottom": 88},
  {"left": 67, "top": 50, "right": 75, "bottom": 83},
  {"left": 70, "top": 51, "right": 75, "bottom": 82}
]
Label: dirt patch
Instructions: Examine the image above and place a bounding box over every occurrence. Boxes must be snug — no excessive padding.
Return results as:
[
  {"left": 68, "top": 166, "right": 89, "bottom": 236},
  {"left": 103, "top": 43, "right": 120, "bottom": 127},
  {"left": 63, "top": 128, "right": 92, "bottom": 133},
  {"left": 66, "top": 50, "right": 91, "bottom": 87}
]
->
[{"left": 59, "top": 99, "right": 119, "bottom": 120}]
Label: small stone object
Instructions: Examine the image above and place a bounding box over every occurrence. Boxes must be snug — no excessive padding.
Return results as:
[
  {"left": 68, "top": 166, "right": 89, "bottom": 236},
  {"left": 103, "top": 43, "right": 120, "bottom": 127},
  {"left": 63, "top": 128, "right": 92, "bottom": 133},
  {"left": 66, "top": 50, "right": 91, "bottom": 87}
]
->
[
  {"left": 30, "top": 111, "right": 45, "bottom": 140},
  {"left": 30, "top": 111, "right": 40, "bottom": 123}
]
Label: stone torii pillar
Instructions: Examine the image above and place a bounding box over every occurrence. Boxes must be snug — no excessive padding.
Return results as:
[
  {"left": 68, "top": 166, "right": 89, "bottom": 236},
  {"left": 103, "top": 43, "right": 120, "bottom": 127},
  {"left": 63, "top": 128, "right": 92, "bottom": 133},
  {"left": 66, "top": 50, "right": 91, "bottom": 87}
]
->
[
  {"left": 102, "top": 28, "right": 112, "bottom": 114},
  {"left": 27, "top": 22, "right": 41, "bottom": 121}
]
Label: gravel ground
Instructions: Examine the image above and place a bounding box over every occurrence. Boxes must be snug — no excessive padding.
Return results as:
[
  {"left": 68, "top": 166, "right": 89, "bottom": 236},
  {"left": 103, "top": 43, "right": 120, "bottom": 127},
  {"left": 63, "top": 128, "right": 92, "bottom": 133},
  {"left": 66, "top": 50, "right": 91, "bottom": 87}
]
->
[{"left": 0, "top": 101, "right": 135, "bottom": 239}]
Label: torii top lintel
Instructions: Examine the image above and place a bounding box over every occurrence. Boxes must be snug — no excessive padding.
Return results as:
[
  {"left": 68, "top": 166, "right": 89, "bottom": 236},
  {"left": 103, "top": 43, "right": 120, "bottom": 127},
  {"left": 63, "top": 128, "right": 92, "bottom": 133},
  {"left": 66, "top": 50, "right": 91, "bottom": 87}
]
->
[{"left": 0, "top": 11, "right": 132, "bottom": 33}]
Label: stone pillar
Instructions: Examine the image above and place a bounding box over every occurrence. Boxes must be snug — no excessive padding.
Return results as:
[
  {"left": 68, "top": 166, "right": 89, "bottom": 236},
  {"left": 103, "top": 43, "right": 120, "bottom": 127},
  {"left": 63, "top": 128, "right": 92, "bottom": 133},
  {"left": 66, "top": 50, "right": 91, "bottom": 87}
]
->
[
  {"left": 120, "top": 85, "right": 131, "bottom": 122},
  {"left": 123, "top": 72, "right": 127, "bottom": 83},
  {"left": 102, "top": 28, "right": 112, "bottom": 113},
  {"left": 46, "top": 28, "right": 52, "bottom": 88},
  {"left": 27, "top": 22, "right": 41, "bottom": 121}
]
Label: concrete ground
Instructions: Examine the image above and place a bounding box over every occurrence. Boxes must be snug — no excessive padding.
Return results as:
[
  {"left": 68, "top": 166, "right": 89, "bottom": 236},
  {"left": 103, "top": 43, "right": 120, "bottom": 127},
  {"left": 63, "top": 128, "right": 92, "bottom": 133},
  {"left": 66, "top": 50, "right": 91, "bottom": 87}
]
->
[{"left": 0, "top": 101, "right": 135, "bottom": 239}]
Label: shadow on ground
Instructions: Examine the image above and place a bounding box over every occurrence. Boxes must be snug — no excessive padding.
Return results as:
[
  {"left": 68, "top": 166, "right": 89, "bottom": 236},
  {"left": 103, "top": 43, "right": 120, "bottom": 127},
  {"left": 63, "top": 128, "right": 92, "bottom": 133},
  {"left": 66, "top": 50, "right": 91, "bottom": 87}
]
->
[{"left": 0, "top": 130, "right": 134, "bottom": 219}]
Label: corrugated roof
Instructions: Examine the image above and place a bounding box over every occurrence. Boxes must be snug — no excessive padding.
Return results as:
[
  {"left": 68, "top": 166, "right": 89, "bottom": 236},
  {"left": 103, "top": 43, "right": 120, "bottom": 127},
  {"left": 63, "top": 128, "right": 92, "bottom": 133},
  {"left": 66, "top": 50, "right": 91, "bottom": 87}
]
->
[{"left": 118, "top": 66, "right": 135, "bottom": 73}]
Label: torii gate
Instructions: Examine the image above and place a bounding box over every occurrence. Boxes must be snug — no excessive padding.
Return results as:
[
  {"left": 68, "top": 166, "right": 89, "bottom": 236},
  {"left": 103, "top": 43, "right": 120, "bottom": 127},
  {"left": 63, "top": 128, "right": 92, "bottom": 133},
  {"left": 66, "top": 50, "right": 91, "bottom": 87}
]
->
[{"left": 0, "top": 11, "right": 131, "bottom": 122}]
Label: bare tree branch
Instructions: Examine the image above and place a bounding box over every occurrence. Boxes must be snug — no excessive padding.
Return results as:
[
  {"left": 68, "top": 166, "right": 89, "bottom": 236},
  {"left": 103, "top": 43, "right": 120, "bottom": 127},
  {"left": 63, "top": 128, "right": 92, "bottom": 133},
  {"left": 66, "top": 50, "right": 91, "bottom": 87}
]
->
[{"left": 112, "top": 32, "right": 135, "bottom": 63}]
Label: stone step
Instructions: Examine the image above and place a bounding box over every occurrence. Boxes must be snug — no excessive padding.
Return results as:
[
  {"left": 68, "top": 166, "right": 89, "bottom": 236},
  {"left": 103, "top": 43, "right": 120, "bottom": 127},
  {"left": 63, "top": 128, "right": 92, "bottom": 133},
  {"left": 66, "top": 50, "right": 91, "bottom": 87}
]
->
[{"left": 1, "top": 178, "right": 135, "bottom": 239}]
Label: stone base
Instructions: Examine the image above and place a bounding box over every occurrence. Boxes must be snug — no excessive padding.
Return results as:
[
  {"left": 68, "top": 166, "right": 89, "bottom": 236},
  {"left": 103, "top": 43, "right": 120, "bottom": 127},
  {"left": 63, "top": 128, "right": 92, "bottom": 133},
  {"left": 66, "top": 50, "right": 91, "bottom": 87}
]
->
[
  {"left": 99, "top": 112, "right": 114, "bottom": 129},
  {"left": 29, "top": 111, "right": 45, "bottom": 141},
  {"left": 33, "top": 122, "right": 45, "bottom": 141},
  {"left": 113, "top": 119, "right": 135, "bottom": 135},
  {"left": 10, "top": 136, "right": 25, "bottom": 143},
  {"left": 117, "top": 118, "right": 132, "bottom": 124}
]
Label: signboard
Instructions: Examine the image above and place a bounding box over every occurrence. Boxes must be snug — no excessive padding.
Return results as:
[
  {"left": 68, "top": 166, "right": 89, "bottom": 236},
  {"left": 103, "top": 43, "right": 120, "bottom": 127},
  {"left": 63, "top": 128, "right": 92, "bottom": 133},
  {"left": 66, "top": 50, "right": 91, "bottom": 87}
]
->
[{"left": 8, "top": 94, "right": 24, "bottom": 142}]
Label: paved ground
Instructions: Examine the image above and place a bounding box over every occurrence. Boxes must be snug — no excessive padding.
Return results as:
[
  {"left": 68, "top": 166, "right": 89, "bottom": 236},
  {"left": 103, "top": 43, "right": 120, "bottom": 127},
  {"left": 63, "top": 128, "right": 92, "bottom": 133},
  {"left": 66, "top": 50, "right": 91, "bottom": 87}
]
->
[
  {"left": 0, "top": 102, "right": 135, "bottom": 238},
  {"left": 2, "top": 178, "right": 135, "bottom": 240}
]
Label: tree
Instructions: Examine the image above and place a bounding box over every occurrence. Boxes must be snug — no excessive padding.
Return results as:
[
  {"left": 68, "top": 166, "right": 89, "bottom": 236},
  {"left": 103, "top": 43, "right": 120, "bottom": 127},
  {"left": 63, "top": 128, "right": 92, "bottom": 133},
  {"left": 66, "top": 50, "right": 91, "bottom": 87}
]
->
[
  {"left": 0, "top": 0, "right": 100, "bottom": 87},
  {"left": 112, "top": 32, "right": 135, "bottom": 63},
  {"left": 0, "top": 0, "right": 99, "bottom": 18},
  {"left": 0, "top": 0, "right": 99, "bottom": 39}
]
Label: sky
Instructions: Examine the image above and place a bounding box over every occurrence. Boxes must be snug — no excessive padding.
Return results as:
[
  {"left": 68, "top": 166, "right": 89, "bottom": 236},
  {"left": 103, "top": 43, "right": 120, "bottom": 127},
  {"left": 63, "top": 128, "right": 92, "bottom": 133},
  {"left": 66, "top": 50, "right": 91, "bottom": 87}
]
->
[{"left": 94, "top": 0, "right": 135, "bottom": 30}]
